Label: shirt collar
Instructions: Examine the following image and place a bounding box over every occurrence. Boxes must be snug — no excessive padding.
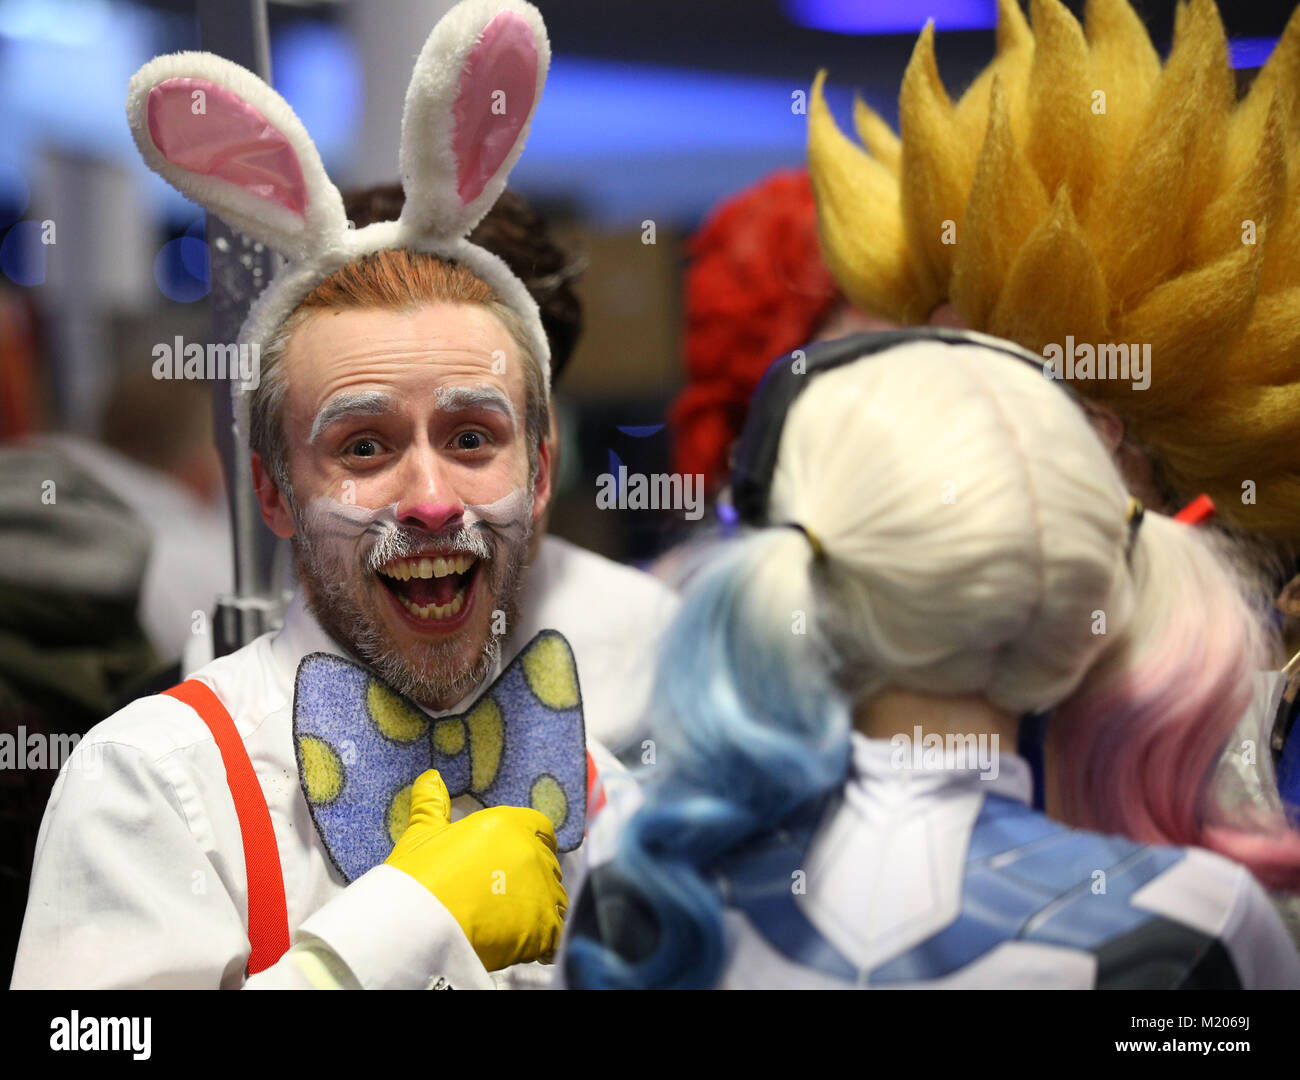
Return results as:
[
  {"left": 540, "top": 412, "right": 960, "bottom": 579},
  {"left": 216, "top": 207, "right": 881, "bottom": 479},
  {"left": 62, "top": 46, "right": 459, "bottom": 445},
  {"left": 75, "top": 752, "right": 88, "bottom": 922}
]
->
[
  {"left": 848, "top": 729, "right": 1034, "bottom": 807},
  {"left": 270, "top": 590, "right": 502, "bottom": 717}
]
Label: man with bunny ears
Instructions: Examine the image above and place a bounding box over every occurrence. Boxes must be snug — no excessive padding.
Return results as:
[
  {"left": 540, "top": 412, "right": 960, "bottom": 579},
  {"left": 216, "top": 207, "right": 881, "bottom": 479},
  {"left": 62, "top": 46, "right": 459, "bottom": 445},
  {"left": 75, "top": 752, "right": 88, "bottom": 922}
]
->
[{"left": 12, "top": 1, "right": 619, "bottom": 989}]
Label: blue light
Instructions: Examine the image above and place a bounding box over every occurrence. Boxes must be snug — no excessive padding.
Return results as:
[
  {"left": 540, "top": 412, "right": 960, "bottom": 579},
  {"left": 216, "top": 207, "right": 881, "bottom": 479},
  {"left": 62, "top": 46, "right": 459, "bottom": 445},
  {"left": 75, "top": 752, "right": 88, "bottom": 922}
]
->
[
  {"left": 0, "top": 0, "right": 112, "bottom": 48},
  {"left": 0, "top": 220, "right": 46, "bottom": 286},
  {"left": 530, "top": 58, "right": 819, "bottom": 155},
  {"left": 0, "top": 164, "right": 30, "bottom": 230},
  {"left": 272, "top": 21, "right": 361, "bottom": 168},
  {"left": 154, "top": 236, "right": 209, "bottom": 303},
  {"left": 511, "top": 55, "right": 869, "bottom": 225},
  {"left": 181, "top": 217, "right": 208, "bottom": 279},
  {"left": 0, "top": 0, "right": 160, "bottom": 162},
  {"left": 782, "top": 0, "right": 997, "bottom": 34},
  {"left": 1229, "top": 37, "right": 1277, "bottom": 70},
  {"left": 607, "top": 449, "right": 625, "bottom": 494},
  {"left": 617, "top": 424, "right": 666, "bottom": 437}
]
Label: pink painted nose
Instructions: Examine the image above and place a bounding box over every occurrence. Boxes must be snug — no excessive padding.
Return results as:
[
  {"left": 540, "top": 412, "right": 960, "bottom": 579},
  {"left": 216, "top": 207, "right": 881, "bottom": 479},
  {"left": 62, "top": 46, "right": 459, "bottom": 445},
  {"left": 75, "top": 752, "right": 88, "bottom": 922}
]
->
[
  {"left": 396, "top": 445, "right": 463, "bottom": 534},
  {"left": 397, "top": 501, "right": 462, "bottom": 535}
]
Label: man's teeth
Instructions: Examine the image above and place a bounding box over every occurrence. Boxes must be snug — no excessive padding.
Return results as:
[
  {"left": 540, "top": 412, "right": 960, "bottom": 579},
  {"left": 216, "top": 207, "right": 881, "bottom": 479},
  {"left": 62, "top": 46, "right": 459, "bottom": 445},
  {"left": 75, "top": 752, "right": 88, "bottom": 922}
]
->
[
  {"left": 378, "top": 554, "right": 476, "bottom": 581},
  {"left": 377, "top": 553, "right": 475, "bottom": 621},
  {"left": 397, "top": 591, "right": 466, "bottom": 621}
]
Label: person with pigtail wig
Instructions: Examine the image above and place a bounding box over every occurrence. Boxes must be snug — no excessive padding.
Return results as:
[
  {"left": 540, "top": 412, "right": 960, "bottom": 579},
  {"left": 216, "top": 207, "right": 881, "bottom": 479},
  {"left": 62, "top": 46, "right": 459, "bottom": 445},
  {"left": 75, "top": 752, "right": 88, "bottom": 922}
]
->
[
  {"left": 560, "top": 332, "right": 1300, "bottom": 990},
  {"left": 807, "top": 0, "right": 1300, "bottom": 844}
]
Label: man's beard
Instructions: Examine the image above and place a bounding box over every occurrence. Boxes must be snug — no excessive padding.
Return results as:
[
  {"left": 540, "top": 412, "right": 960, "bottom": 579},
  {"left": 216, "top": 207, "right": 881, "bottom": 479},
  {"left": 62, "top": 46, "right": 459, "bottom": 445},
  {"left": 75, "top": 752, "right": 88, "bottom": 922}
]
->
[{"left": 288, "top": 489, "right": 533, "bottom": 709}]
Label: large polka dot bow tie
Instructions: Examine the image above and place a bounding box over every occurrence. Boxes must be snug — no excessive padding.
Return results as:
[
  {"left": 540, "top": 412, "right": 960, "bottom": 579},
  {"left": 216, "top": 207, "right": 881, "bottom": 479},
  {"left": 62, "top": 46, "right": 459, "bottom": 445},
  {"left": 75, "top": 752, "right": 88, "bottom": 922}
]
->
[{"left": 294, "top": 630, "right": 588, "bottom": 882}]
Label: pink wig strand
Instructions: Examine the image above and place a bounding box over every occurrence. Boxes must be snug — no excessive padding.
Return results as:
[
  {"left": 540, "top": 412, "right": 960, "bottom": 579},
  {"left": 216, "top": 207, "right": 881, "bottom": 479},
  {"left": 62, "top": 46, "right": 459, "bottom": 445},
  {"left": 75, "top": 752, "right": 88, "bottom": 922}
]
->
[{"left": 1054, "top": 525, "right": 1300, "bottom": 893}]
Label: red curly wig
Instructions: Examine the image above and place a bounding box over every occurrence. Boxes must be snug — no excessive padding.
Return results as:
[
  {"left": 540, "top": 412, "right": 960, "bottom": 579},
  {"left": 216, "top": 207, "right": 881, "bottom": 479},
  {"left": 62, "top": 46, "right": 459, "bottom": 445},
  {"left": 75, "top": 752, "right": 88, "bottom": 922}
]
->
[{"left": 671, "top": 169, "right": 839, "bottom": 494}]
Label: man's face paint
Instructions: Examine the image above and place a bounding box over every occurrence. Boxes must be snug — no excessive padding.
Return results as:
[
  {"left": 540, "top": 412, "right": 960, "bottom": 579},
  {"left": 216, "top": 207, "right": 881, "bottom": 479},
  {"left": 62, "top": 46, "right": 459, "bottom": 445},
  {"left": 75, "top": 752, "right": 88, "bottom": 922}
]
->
[
  {"left": 277, "top": 303, "right": 545, "bottom": 710},
  {"left": 291, "top": 488, "right": 533, "bottom": 710}
]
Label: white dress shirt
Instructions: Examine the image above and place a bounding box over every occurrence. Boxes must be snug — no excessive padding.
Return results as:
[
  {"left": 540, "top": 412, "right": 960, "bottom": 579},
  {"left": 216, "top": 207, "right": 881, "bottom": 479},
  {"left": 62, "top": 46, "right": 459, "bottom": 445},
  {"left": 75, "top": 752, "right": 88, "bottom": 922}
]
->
[
  {"left": 507, "top": 535, "right": 680, "bottom": 758},
  {"left": 12, "top": 592, "right": 622, "bottom": 989}
]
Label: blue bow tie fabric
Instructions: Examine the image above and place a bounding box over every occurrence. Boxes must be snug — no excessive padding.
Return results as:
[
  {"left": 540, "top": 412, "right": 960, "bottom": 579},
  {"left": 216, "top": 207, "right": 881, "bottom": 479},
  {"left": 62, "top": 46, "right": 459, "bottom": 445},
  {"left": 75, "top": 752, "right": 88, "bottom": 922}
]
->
[{"left": 293, "top": 629, "right": 588, "bottom": 882}]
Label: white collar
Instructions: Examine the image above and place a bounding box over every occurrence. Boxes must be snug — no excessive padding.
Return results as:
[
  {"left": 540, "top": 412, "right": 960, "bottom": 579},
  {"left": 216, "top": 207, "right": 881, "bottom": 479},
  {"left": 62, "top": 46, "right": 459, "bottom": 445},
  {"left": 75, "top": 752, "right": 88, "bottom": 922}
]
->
[
  {"left": 848, "top": 729, "right": 1034, "bottom": 807},
  {"left": 270, "top": 590, "right": 503, "bottom": 718}
]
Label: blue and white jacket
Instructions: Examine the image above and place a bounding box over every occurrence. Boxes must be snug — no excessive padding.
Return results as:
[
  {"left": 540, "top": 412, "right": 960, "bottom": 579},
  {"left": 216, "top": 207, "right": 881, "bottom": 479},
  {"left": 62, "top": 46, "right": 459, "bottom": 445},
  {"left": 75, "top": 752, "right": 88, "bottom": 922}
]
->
[{"left": 563, "top": 734, "right": 1300, "bottom": 989}]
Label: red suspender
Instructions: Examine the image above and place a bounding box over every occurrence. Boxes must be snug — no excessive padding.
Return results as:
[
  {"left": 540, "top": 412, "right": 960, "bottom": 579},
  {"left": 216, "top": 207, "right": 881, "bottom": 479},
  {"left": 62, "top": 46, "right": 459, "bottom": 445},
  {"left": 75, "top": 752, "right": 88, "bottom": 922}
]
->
[
  {"left": 586, "top": 749, "right": 606, "bottom": 818},
  {"left": 163, "top": 680, "right": 291, "bottom": 975},
  {"left": 165, "top": 679, "right": 601, "bottom": 974}
]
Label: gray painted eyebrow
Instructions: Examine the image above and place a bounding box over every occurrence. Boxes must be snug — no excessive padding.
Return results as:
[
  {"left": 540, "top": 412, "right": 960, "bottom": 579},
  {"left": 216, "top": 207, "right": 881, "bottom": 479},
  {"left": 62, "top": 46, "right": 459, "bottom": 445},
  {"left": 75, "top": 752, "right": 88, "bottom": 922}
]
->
[
  {"left": 434, "top": 384, "right": 516, "bottom": 423},
  {"left": 309, "top": 390, "right": 397, "bottom": 445}
]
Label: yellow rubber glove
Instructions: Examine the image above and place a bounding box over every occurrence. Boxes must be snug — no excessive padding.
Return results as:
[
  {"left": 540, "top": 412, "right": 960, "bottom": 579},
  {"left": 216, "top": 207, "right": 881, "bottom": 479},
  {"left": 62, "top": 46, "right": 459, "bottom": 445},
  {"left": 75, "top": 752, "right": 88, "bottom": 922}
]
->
[{"left": 385, "top": 769, "right": 567, "bottom": 971}]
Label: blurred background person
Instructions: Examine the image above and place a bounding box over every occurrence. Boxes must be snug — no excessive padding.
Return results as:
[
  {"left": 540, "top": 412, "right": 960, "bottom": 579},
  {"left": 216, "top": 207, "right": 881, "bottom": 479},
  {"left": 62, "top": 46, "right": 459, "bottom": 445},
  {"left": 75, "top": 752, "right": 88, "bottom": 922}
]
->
[
  {"left": 669, "top": 169, "right": 840, "bottom": 505},
  {"left": 657, "top": 167, "right": 882, "bottom": 588},
  {"left": 35, "top": 372, "right": 232, "bottom": 665},
  {"left": 0, "top": 438, "right": 157, "bottom": 983}
]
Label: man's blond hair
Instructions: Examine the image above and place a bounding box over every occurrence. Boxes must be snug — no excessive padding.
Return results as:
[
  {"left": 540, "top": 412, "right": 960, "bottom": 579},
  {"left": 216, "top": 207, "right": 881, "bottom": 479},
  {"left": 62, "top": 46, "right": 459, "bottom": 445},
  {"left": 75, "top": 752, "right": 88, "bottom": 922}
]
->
[{"left": 811, "top": 0, "right": 1300, "bottom": 541}]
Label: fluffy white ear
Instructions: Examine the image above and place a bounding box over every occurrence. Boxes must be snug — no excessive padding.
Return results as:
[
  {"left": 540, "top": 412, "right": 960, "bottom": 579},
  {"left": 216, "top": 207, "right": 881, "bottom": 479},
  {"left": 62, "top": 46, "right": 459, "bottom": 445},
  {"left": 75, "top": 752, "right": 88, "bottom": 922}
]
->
[
  {"left": 398, "top": 0, "right": 549, "bottom": 241},
  {"left": 127, "top": 51, "right": 348, "bottom": 262}
]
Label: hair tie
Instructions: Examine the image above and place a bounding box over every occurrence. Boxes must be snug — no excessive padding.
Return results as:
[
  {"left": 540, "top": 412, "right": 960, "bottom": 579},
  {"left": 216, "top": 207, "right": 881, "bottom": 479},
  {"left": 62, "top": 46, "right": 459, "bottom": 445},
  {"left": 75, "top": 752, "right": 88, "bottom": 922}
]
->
[
  {"left": 1126, "top": 497, "right": 1144, "bottom": 558},
  {"left": 1173, "top": 494, "right": 1216, "bottom": 527},
  {"left": 784, "top": 522, "right": 826, "bottom": 561}
]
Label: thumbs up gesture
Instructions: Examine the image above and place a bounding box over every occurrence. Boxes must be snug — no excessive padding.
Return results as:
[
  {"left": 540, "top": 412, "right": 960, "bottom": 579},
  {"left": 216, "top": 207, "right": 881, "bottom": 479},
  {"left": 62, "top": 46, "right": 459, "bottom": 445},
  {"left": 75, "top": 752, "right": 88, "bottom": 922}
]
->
[{"left": 385, "top": 769, "right": 568, "bottom": 971}]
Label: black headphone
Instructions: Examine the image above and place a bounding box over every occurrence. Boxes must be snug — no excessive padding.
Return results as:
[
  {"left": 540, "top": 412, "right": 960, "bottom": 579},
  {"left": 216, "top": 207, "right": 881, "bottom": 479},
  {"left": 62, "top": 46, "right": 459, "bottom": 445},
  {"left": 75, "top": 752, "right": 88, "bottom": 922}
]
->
[{"left": 728, "top": 326, "right": 1074, "bottom": 526}]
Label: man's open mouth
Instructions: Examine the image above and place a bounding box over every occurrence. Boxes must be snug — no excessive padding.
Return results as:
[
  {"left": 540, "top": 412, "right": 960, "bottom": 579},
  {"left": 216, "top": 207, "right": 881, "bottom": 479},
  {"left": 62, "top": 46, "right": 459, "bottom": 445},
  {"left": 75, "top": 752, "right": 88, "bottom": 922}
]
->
[{"left": 376, "top": 553, "right": 481, "bottom": 621}]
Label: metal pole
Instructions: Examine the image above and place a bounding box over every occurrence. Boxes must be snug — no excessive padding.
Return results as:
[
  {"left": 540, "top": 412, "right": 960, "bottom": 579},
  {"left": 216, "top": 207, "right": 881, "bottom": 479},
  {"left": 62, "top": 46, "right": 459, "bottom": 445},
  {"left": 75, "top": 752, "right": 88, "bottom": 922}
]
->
[{"left": 197, "top": 0, "right": 286, "bottom": 654}]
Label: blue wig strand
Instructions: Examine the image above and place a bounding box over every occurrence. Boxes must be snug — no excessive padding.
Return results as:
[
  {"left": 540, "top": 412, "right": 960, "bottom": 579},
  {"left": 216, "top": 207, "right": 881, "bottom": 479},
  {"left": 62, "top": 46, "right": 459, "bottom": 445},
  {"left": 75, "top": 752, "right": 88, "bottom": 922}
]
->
[{"left": 566, "top": 530, "right": 853, "bottom": 988}]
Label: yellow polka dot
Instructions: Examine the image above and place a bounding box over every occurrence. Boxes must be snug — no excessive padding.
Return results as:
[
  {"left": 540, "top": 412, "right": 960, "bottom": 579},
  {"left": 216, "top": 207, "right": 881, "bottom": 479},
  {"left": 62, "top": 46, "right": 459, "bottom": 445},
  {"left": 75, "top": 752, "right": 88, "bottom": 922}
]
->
[
  {"left": 530, "top": 774, "right": 568, "bottom": 831},
  {"left": 433, "top": 718, "right": 466, "bottom": 756},
  {"left": 466, "top": 697, "right": 504, "bottom": 792},
  {"left": 367, "top": 680, "right": 426, "bottom": 742},
  {"left": 387, "top": 783, "right": 413, "bottom": 845},
  {"left": 299, "top": 736, "right": 344, "bottom": 805},
  {"left": 521, "top": 635, "right": 579, "bottom": 710}
]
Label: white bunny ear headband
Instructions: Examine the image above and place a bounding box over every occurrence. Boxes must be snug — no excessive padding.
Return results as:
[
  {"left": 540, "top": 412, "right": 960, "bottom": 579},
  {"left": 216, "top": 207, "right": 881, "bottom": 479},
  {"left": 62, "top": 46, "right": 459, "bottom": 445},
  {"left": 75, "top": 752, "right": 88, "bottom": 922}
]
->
[{"left": 126, "top": 0, "right": 552, "bottom": 419}]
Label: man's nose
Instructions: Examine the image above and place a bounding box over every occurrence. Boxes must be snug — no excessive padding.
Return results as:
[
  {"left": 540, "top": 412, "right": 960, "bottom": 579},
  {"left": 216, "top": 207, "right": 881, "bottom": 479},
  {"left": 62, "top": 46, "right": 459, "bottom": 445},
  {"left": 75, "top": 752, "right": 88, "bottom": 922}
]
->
[{"left": 394, "top": 446, "right": 463, "bottom": 534}]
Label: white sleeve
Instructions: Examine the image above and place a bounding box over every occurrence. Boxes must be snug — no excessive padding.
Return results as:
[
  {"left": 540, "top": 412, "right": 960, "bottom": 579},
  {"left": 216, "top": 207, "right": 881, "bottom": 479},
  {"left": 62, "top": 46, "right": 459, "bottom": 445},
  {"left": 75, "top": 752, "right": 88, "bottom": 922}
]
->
[
  {"left": 1219, "top": 866, "right": 1300, "bottom": 990},
  {"left": 252, "top": 864, "right": 494, "bottom": 990},
  {"left": 13, "top": 738, "right": 254, "bottom": 989},
  {"left": 11, "top": 733, "right": 494, "bottom": 990},
  {"left": 1133, "top": 846, "right": 1300, "bottom": 990}
]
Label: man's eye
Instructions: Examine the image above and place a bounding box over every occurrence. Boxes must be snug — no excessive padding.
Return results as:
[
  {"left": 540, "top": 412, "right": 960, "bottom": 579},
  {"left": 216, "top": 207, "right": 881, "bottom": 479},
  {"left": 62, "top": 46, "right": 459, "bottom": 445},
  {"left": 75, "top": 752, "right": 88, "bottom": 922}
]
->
[
  {"left": 454, "top": 431, "right": 486, "bottom": 451},
  {"left": 346, "top": 438, "right": 381, "bottom": 458}
]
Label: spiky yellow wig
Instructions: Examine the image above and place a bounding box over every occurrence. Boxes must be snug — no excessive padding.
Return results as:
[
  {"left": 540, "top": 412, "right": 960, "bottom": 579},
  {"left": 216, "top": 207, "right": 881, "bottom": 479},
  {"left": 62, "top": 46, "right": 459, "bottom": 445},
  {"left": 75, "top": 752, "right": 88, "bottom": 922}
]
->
[{"left": 810, "top": 0, "right": 1300, "bottom": 542}]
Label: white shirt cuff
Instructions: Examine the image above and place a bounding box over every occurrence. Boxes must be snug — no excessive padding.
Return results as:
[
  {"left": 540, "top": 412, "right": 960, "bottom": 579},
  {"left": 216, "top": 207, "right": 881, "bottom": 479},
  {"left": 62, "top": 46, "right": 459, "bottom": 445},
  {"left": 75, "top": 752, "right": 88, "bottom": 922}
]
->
[{"left": 296, "top": 864, "right": 495, "bottom": 990}]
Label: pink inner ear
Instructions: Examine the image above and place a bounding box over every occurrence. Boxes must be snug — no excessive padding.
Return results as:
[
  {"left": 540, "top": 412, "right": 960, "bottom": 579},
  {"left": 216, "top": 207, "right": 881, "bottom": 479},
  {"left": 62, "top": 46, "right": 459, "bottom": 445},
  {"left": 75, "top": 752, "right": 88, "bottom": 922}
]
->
[
  {"left": 451, "top": 12, "right": 539, "bottom": 205},
  {"left": 147, "top": 77, "right": 308, "bottom": 217}
]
